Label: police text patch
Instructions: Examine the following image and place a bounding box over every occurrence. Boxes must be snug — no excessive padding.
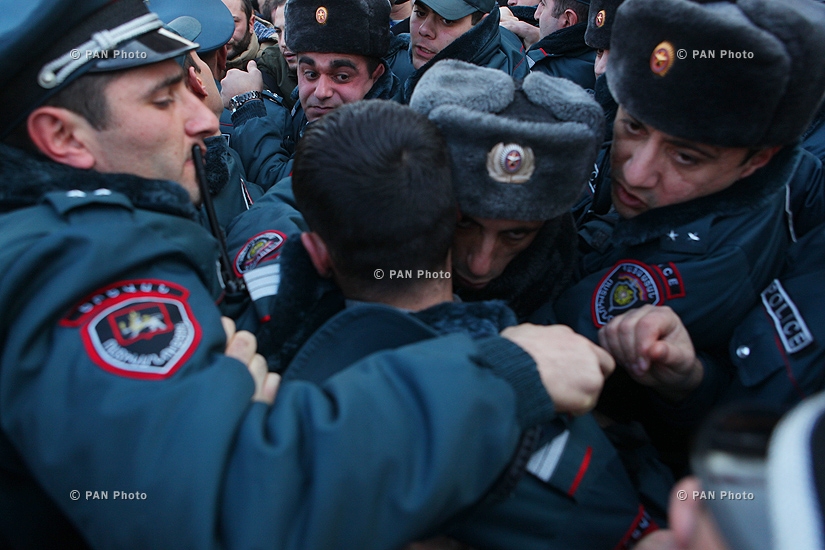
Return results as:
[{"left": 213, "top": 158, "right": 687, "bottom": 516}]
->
[
  {"left": 592, "top": 260, "right": 665, "bottom": 327},
  {"left": 761, "top": 279, "right": 813, "bottom": 354},
  {"left": 233, "top": 231, "right": 286, "bottom": 276},
  {"left": 61, "top": 280, "right": 201, "bottom": 380}
]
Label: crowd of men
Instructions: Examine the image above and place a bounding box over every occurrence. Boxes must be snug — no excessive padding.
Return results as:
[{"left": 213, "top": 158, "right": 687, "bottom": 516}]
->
[{"left": 1, "top": 0, "right": 825, "bottom": 548}]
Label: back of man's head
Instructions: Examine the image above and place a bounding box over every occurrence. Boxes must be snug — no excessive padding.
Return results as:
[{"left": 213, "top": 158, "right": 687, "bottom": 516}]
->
[
  {"left": 293, "top": 100, "right": 455, "bottom": 298},
  {"left": 552, "top": 0, "right": 589, "bottom": 26}
]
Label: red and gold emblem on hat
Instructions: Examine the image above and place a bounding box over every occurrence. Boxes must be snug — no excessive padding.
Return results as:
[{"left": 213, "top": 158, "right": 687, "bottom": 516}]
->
[
  {"left": 316, "top": 6, "right": 328, "bottom": 24},
  {"left": 595, "top": 10, "right": 606, "bottom": 27},
  {"left": 650, "top": 41, "right": 675, "bottom": 76},
  {"left": 487, "top": 143, "right": 535, "bottom": 184}
]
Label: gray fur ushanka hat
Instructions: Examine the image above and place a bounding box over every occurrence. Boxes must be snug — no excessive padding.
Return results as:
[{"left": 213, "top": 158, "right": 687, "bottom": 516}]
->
[
  {"left": 409, "top": 60, "right": 604, "bottom": 222},
  {"left": 607, "top": 0, "right": 825, "bottom": 147},
  {"left": 285, "top": 0, "right": 391, "bottom": 58}
]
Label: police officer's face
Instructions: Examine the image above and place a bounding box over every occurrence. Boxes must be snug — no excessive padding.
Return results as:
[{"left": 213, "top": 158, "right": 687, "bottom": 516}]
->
[
  {"left": 297, "top": 52, "right": 385, "bottom": 122},
  {"left": 610, "top": 106, "right": 775, "bottom": 219},
  {"left": 410, "top": 1, "right": 475, "bottom": 70},
  {"left": 80, "top": 60, "right": 219, "bottom": 204},
  {"left": 451, "top": 215, "right": 544, "bottom": 290}
]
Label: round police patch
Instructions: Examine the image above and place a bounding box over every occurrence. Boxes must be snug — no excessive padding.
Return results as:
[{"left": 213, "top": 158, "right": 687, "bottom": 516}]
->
[
  {"left": 233, "top": 231, "right": 287, "bottom": 276},
  {"left": 61, "top": 280, "right": 201, "bottom": 380},
  {"left": 592, "top": 261, "right": 663, "bottom": 327}
]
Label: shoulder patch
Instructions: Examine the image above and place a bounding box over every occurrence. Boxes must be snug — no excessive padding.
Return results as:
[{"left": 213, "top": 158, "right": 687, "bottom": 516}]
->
[
  {"left": 761, "top": 279, "right": 814, "bottom": 355},
  {"left": 233, "top": 231, "right": 287, "bottom": 276},
  {"left": 60, "top": 280, "right": 201, "bottom": 380},
  {"left": 592, "top": 260, "right": 664, "bottom": 327}
]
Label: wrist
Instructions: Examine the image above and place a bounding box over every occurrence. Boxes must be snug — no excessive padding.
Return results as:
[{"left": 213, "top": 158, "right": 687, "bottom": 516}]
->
[{"left": 230, "top": 90, "right": 262, "bottom": 113}]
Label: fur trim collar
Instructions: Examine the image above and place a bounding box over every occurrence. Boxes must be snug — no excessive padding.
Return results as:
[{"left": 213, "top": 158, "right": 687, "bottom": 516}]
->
[
  {"left": 412, "top": 300, "right": 517, "bottom": 338},
  {"left": 529, "top": 22, "right": 591, "bottom": 58},
  {"left": 456, "top": 213, "right": 579, "bottom": 320},
  {"left": 612, "top": 144, "right": 803, "bottom": 245},
  {"left": 0, "top": 144, "right": 197, "bottom": 219}
]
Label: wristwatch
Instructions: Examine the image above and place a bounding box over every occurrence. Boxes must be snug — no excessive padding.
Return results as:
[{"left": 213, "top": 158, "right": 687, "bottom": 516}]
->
[{"left": 230, "top": 90, "right": 262, "bottom": 112}]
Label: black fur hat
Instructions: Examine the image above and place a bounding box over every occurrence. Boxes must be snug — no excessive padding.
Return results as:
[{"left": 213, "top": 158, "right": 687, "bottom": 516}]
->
[
  {"left": 584, "top": 0, "right": 624, "bottom": 50},
  {"left": 409, "top": 60, "right": 604, "bottom": 222},
  {"left": 608, "top": 0, "right": 825, "bottom": 147},
  {"left": 285, "top": 0, "right": 391, "bottom": 58}
]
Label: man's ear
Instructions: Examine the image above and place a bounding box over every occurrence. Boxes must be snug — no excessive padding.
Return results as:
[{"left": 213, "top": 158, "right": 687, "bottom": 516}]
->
[
  {"left": 215, "top": 45, "right": 229, "bottom": 81},
  {"left": 560, "top": 8, "right": 578, "bottom": 27},
  {"left": 369, "top": 61, "right": 386, "bottom": 83},
  {"left": 26, "top": 106, "right": 97, "bottom": 169},
  {"left": 187, "top": 65, "right": 209, "bottom": 100},
  {"left": 301, "top": 232, "right": 334, "bottom": 278},
  {"left": 738, "top": 145, "right": 782, "bottom": 180}
]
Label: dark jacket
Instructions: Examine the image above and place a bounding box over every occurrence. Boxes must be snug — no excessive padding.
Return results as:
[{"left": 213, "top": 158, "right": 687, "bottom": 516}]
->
[
  {"left": 547, "top": 145, "right": 802, "bottom": 472},
  {"left": 527, "top": 22, "right": 596, "bottom": 91},
  {"left": 722, "top": 222, "right": 825, "bottom": 408},
  {"left": 802, "top": 102, "right": 825, "bottom": 162},
  {"left": 0, "top": 144, "right": 556, "bottom": 549},
  {"left": 259, "top": 239, "right": 671, "bottom": 550},
  {"left": 400, "top": 9, "right": 529, "bottom": 103},
  {"left": 200, "top": 135, "right": 263, "bottom": 232},
  {"left": 257, "top": 45, "right": 298, "bottom": 110}
]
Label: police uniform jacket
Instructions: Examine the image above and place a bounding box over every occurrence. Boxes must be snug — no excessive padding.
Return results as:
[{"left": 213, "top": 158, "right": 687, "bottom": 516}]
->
[
  {"left": 247, "top": 238, "right": 672, "bottom": 550},
  {"left": 543, "top": 145, "right": 801, "bottom": 469},
  {"left": 723, "top": 222, "right": 825, "bottom": 408},
  {"left": 0, "top": 144, "right": 560, "bottom": 549}
]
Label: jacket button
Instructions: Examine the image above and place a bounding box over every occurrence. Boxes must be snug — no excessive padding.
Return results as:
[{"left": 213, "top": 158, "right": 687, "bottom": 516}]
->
[{"left": 736, "top": 346, "right": 751, "bottom": 358}]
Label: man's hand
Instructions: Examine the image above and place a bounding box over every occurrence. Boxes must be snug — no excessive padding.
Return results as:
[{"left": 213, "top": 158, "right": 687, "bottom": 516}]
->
[
  {"left": 501, "top": 324, "right": 614, "bottom": 415},
  {"left": 222, "top": 317, "right": 280, "bottom": 404},
  {"left": 220, "top": 60, "right": 264, "bottom": 110},
  {"left": 598, "top": 305, "right": 703, "bottom": 402},
  {"left": 499, "top": 7, "right": 541, "bottom": 49}
]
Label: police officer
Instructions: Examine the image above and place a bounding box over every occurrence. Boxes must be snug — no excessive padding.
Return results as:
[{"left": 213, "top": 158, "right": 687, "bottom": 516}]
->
[
  {"left": 0, "top": 2, "right": 613, "bottom": 547},
  {"left": 546, "top": 0, "right": 825, "bottom": 468}
]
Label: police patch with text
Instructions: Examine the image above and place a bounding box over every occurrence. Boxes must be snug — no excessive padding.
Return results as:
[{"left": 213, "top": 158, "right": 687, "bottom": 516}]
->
[
  {"left": 592, "top": 260, "right": 684, "bottom": 327},
  {"left": 761, "top": 279, "right": 814, "bottom": 354},
  {"left": 233, "top": 231, "right": 286, "bottom": 276},
  {"left": 61, "top": 280, "right": 201, "bottom": 380}
]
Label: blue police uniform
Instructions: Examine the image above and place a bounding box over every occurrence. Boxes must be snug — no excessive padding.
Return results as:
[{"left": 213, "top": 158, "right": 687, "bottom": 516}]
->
[{"left": 0, "top": 144, "right": 562, "bottom": 548}]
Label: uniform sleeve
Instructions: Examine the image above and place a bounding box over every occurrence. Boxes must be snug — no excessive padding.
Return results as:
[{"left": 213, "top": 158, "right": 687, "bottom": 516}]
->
[
  {"left": 230, "top": 98, "right": 295, "bottom": 190},
  {"left": 0, "top": 202, "right": 549, "bottom": 549},
  {"left": 224, "top": 177, "right": 306, "bottom": 324},
  {"left": 221, "top": 334, "right": 550, "bottom": 549}
]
